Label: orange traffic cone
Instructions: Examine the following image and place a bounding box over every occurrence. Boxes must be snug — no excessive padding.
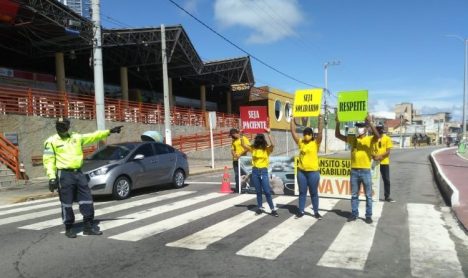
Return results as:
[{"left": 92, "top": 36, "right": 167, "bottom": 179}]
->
[{"left": 220, "top": 166, "right": 233, "bottom": 193}]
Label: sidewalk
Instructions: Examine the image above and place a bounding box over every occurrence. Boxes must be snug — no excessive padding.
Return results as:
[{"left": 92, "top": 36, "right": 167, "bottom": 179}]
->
[
  {"left": 0, "top": 158, "right": 230, "bottom": 206},
  {"left": 430, "top": 147, "right": 468, "bottom": 231}
]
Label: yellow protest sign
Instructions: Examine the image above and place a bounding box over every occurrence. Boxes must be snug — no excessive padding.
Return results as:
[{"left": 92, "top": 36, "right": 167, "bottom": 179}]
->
[
  {"left": 293, "top": 88, "right": 323, "bottom": 117},
  {"left": 337, "top": 90, "right": 368, "bottom": 122}
]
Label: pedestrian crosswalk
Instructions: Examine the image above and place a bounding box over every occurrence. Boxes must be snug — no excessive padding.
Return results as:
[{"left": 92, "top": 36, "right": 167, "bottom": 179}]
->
[{"left": 0, "top": 190, "right": 465, "bottom": 276}]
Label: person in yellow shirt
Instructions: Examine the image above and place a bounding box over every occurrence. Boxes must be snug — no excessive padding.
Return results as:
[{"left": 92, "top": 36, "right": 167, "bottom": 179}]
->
[
  {"left": 335, "top": 113, "right": 380, "bottom": 224},
  {"left": 241, "top": 128, "right": 278, "bottom": 217},
  {"left": 372, "top": 124, "right": 395, "bottom": 202},
  {"left": 230, "top": 128, "right": 250, "bottom": 193},
  {"left": 291, "top": 116, "right": 323, "bottom": 219}
]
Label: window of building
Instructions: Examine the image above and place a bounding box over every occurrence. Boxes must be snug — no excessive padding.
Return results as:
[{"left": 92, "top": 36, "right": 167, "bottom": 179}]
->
[
  {"left": 275, "top": 99, "right": 283, "bottom": 121},
  {"left": 284, "top": 102, "right": 292, "bottom": 122}
]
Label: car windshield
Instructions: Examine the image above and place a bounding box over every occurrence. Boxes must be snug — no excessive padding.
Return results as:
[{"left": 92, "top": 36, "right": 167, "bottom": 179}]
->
[{"left": 87, "top": 145, "right": 135, "bottom": 160}]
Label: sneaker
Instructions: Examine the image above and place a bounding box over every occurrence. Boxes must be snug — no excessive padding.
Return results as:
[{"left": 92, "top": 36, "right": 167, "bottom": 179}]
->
[
  {"left": 347, "top": 215, "right": 357, "bottom": 222},
  {"left": 271, "top": 210, "right": 279, "bottom": 217},
  {"left": 385, "top": 197, "right": 396, "bottom": 203},
  {"left": 83, "top": 227, "right": 103, "bottom": 236},
  {"left": 365, "top": 217, "right": 373, "bottom": 224},
  {"left": 314, "top": 213, "right": 323, "bottom": 220},
  {"left": 255, "top": 209, "right": 262, "bottom": 215},
  {"left": 65, "top": 229, "right": 77, "bottom": 238},
  {"left": 295, "top": 212, "right": 304, "bottom": 219}
]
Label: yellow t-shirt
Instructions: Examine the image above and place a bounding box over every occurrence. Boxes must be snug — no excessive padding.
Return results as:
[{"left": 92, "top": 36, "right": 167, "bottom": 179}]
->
[
  {"left": 252, "top": 146, "right": 273, "bottom": 168},
  {"left": 297, "top": 139, "right": 320, "bottom": 171},
  {"left": 371, "top": 134, "right": 393, "bottom": 165},
  {"left": 231, "top": 136, "right": 250, "bottom": 161},
  {"left": 347, "top": 135, "right": 374, "bottom": 169}
]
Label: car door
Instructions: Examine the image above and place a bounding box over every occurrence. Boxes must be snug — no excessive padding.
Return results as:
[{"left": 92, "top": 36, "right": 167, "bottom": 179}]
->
[
  {"left": 127, "top": 143, "right": 157, "bottom": 188},
  {"left": 152, "top": 143, "right": 177, "bottom": 184}
]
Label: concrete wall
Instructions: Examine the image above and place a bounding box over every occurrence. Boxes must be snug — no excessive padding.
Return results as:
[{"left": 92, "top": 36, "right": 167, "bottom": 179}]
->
[{"left": 0, "top": 114, "right": 348, "bottom": 178}]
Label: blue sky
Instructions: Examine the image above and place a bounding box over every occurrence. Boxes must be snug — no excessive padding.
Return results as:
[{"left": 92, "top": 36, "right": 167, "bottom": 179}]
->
[{"left": 100, "top": 0, "right": 468, "bottom": 120}]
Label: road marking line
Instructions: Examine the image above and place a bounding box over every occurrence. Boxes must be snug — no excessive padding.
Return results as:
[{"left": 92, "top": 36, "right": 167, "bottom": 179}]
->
[
  {"left": 19, "top": 191, "right": 195, "bottom": 230},
  {"left": 166, "top": 196, "right": 294, "bottom": 250},
  {"left": 109, "top": 194, "right": 255, "bottom": 242},
  {"left": 236, "top": 198, "right": 339, "bottom": 260},
  {"left": 317, "top": 201, "right": 384, "bottom": 270},
  {"left": 0, "top": 200, "right": 61, "bottom": 216},
  {"left": 407, "top": 203, "right": 464, "bottom": 278},
  {"left": 0, "top": 197, "right": 59, "bottom": 210}
]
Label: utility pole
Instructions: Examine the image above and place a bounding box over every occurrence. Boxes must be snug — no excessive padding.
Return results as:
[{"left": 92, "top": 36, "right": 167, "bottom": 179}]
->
[
  {"left": 323, "top": 61, "right": 340, "bottom": 154},
  {"left": 91, "top": 0, "right": 105, "bottom": 131},
  {"left": 161, "top": 24, "right": 172, "bottom": 145}
]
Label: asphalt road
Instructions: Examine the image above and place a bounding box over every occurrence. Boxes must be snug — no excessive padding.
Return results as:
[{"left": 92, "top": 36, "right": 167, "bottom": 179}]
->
[{"left": 0, "top": 147, "right": 467, "bottom": 278}]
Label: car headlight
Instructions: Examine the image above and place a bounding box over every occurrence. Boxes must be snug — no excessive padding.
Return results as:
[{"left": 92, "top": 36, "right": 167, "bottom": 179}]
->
[{"left": 89, "top": 167, "right": 110, "bottom": 177}]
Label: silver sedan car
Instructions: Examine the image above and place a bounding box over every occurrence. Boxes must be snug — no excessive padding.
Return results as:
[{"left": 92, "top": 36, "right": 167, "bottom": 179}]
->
[{"left": 82, "top": 141, "right": 189, "bottom": 200}]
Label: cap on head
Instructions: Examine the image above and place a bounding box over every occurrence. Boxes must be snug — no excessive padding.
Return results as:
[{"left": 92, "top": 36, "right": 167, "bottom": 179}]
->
[
  {"left": 376, "top": 123, "right": 385, "bottom": 133},
  {"left": 56, "top": 117, "right": 70, "bottom": 133}
]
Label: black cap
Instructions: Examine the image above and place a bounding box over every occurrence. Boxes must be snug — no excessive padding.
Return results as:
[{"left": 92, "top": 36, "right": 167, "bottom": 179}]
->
[
  {"left": 56, "top": 117, "right": 70, "bottom": 125},
  {"left": 229, "top": 128, "right": 239, "bottom": 135}
]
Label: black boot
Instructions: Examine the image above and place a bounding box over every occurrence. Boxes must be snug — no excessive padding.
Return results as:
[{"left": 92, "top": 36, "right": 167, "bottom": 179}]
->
[
  {"left": 65, "top": 225, "right": 77, "bottom": 238},
  {"left": 83, "top": 222, "right": 103, "bottom": 236}
]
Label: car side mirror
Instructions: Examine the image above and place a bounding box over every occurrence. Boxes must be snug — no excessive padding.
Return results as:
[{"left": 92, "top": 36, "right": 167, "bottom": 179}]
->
[{"left": 133, "top": 154, "right": 145, "bottom": 160}]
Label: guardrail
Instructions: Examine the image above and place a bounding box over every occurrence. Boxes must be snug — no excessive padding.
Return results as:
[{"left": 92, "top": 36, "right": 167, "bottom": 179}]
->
[
  {"left": 0, "top": 84, "right": 240, "bottom": 128},
  {"left": 0, "top": 133, "right": 20, "bottom": 179},
  {"left": 172, "top": 131, "right": 253, "bottom": 153}
]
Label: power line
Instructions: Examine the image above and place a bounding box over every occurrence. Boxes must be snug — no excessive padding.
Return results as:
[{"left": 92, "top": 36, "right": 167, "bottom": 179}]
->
[{"left": 167, "top": 0, "right": 319, "bottom": 88}]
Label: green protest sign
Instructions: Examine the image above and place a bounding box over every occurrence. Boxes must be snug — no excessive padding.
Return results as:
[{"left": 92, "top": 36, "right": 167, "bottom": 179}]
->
[{"left": 337, "top": 90, "right": 368, "bottom": 122}]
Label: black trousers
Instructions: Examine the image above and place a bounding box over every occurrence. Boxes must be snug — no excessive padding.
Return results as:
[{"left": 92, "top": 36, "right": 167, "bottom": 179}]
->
[
  {"left": 232, "top": 161, "right": 239, "bottom": 192},
  {"left": 380, "top": 164, "right": 391, "bottom": 199},
  {"left": 58, "top": 170, "right": 95, "bottom": 227}
]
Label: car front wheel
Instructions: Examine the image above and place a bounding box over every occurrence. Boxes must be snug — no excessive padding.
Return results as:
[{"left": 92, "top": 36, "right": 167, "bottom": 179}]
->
[
  {"left": 112, "top": 176, "right": 132, "bottom": 200},
  {"left": 172, "top": 169, "right": 185, "bottom": 189}
]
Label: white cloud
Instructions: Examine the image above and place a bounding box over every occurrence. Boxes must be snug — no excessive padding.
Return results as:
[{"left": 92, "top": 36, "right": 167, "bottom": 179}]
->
[
  {"left": 214, "top": 0, "right": 304, "bottom": 44},
  {"left": 183, "top": 0, "right": 200, "bottom": 14}
]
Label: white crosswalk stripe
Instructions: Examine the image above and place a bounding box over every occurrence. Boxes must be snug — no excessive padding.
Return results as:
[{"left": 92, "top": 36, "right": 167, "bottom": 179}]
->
[
  {"left": 236, "top": 198, "right": 340, "bottom": 260},
  {"left": 109, "top": 194, "right": 255, "bottom": 242},
  {"left": 0, "top": 199, "right": 60, "bottom": 216},
  {"left": 317, "top": 201, "right": 384, "bottom": 270},
  {"left": 0, "top": 197, "right": 59, "bottom": 210},
  {"left": 166, "top": 196, "right": 294, "bottom": 250},
  {"left": 69, "top": 192, "right": 224, "bottom": 236},
  {"left": 407, "top": 203, "right": 464, "bottom": 278},
  {"left": 19, "top": 191, "right": 194, "bottom": 230},
  {"left": 1, "top": 192, "right": 465, "bottom": 277}
]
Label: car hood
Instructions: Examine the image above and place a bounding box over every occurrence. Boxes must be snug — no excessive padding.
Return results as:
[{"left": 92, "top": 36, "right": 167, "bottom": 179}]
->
[{"left": 82, "top": 160, "right": 120, "bottom": 172}]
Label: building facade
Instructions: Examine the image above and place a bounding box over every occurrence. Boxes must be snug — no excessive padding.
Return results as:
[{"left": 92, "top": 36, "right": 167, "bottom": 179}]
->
[{"left": 57, "top": 0, "right": 91, "bottom": 18}]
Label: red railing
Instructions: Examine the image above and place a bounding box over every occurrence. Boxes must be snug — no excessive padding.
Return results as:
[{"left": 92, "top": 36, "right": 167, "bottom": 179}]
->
[
  {"left": 0, "top": 133, "right": 20, "bottom": 179},
  {"left": 0, "top": 84, "right": 240, "bottom": 128},
  {"left": 172, "top": 131, "right": 253, "bottom": 153}
]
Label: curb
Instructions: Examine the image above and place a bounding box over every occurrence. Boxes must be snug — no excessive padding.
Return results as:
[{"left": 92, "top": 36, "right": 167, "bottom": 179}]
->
[
  {"left": 11, "top": 192, "right": 58, "bottom": 203},
  {"left": 429, "top": 149, "right": 460, "bottom": 207}
]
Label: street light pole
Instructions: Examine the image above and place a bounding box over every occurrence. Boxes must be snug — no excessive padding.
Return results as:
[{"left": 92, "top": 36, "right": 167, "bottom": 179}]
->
[
  {"left": 447, "top": 35, "right": 468, "bottom": 141},
  {"left": 323, "top": 60, "right": 340, "bottom": 154}
]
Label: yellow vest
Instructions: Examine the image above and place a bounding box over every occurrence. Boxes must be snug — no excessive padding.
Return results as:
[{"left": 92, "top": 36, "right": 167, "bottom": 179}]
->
[
  {"left": 231, "top": 136, "right": 250, "bottom": 161},
  {"left": 43, "top": 130, "right": 110, "bottom": 179},
  {"left": 371, "top": 134, "right": 393, "bottom": 165},
  {"left": 298, "top": 139, "right": 319, "bottom": 171},
  {"left": 252, "top": 146, "right": 273, "bottom": 168},
  {"left": 347, "top": 135, "right": 374, "bottom": 169}
]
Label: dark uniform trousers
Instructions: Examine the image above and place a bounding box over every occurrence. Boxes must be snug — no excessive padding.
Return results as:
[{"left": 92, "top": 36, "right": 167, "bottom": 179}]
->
[{"left": 58, "top": 169, "right": 94, "bottom": 227}]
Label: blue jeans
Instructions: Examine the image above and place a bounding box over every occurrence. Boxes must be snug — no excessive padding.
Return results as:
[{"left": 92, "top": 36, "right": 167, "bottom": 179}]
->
[
  {"left": 350, "top": 169, "right": 373, "bottom": 218},
  {"left": 251, "top": 167, "right": 275, "bottom": 210},
  {"left": 297, "top": 170, "right": 320, "bottom": 214}
]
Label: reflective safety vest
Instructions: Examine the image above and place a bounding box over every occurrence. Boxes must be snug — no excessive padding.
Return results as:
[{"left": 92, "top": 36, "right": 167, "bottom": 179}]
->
[{"left": 43, "top": 130, "right": 110, "bottom": 179}]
